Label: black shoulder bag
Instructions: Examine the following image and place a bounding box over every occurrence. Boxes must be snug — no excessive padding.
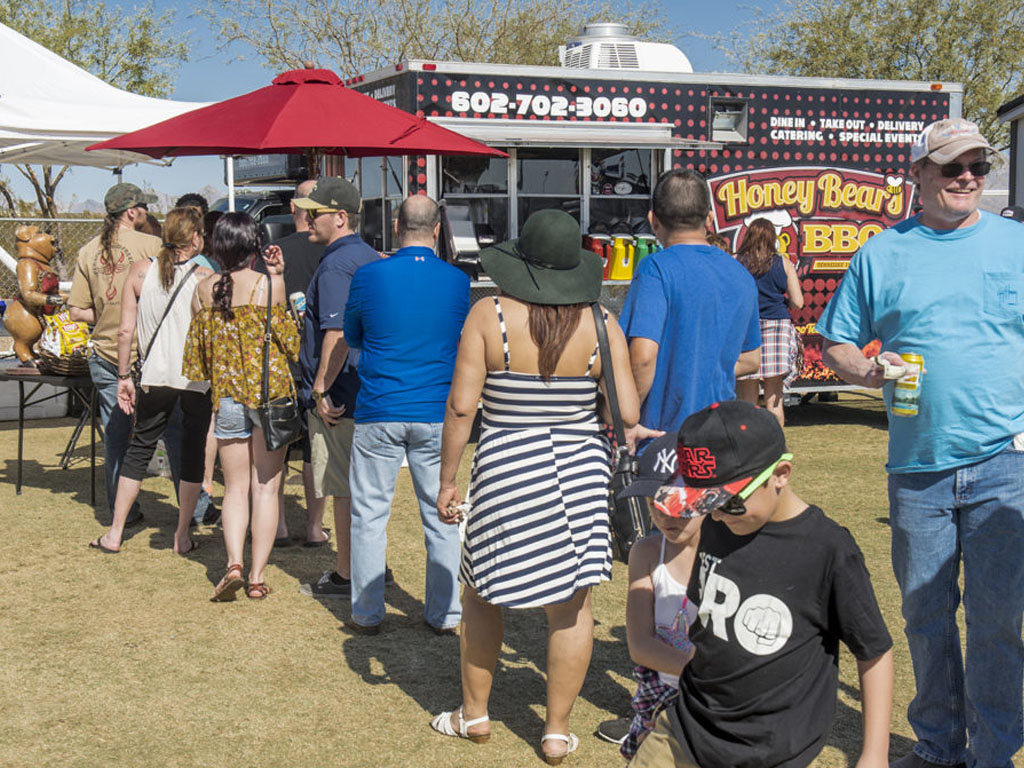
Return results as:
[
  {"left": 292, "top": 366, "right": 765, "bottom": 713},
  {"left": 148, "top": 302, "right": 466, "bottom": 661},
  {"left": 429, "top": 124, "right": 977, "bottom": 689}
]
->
[
  {"left": 257, "top": 274, "right": 303, "bottom": 452},
  {"left": 592, "top": 303, "right": 651, "bottom": 563},
  {"left": 130, "top": 262, "right": 199, "bottom": 389}
]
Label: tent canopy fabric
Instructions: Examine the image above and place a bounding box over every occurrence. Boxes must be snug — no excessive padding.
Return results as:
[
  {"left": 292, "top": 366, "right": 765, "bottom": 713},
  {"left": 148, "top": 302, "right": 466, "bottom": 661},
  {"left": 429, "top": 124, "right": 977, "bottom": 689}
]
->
[
  {"left": 89, "top": 68, "right": 506, "bottom": 159},
  {"left": 0, "top": 22, "right": 207, "bottom": 168}
]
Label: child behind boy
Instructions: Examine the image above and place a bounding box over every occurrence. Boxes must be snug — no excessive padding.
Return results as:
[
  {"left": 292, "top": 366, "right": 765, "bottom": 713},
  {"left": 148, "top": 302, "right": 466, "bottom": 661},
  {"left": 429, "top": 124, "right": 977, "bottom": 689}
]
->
[
  {"left": 619, "top": 400, "right": 894, "bottom": 768},
  {"left": 621, "top": 433, "right": 704, "bottom": 758}
]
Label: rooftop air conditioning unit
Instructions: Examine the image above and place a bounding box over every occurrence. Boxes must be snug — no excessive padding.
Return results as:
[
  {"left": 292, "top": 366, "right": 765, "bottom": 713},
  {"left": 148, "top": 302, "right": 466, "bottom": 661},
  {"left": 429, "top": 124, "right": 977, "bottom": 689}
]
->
[{"left": 558, "top": 23, "right": 693, "bottom": 74}]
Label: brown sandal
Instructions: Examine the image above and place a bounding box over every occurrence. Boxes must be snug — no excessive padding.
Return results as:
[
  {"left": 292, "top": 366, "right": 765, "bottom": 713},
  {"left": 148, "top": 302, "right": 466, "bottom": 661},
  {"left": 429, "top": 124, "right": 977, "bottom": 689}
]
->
[
  {"left": 247, "top": 582, "right": 272, "bottom": 600},
  {"left": 211, "top": 564, "right": 245, "bottom": 602}
]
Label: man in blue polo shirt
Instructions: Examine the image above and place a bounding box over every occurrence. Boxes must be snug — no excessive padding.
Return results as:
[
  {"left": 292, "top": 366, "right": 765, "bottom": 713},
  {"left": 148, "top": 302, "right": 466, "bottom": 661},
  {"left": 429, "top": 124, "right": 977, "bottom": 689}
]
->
[
  {"left": 620, "top": 169, "right": 761, "bottom": 436},
  {"left": 294, "top": 177, "right": 380, "bottom": 600},
  {"left": 344, "top": 195, "right": 470, "bottom": 635}
]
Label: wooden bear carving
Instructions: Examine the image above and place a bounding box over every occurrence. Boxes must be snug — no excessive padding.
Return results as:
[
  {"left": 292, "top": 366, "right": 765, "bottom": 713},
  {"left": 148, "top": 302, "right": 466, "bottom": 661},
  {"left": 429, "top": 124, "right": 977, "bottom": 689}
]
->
[{"left": 3, "top": 225, "right": 65, "bottom": 363}]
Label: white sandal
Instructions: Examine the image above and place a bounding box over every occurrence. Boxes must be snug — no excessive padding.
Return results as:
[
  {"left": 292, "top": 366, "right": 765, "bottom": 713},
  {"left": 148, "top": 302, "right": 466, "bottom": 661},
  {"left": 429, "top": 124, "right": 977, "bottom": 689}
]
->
[
  {"left": 430, "top": 706, "right": 490, "bottom": 744},
  {"left": 541, "top": 732, "right": 579, "bottom": 765}
]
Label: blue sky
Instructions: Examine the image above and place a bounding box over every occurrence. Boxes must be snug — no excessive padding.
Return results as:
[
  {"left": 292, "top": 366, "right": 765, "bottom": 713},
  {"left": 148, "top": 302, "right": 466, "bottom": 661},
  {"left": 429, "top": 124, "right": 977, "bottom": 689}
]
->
[{"left": 10, "top": 0, "right": 754, "bottom": 207}]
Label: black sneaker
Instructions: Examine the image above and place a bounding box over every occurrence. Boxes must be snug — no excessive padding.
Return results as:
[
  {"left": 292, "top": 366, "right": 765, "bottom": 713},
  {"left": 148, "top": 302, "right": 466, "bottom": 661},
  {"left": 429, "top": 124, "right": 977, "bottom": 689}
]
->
[
  {"left": 595, "top": 716, "right": 631, "bottom": 745},
  {"left": 299, "top": 570, "right": 351, "bottom": 598},
  {"left": 201, "top": 502, "right": 221, "bottom": 526}
]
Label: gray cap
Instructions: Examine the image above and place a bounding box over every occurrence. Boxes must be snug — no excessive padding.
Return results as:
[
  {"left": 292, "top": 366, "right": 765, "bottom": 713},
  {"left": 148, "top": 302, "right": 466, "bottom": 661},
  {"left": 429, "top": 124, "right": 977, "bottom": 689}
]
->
[{"left": 910, "top": 119, "right": 993, "bottom": 165}]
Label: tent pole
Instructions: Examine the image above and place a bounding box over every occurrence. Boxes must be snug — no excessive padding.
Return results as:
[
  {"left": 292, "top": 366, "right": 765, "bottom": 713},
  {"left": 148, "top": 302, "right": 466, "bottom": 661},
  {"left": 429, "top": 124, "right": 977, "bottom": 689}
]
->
[{"left": 226, "top": 156, "right": 236, "bottom": 211}]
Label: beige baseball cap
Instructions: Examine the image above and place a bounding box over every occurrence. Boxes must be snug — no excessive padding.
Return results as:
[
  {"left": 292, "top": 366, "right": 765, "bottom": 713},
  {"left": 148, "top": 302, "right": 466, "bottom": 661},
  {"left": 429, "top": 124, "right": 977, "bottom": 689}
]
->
[{"left": 910, "top": 119, "right": 993, "bottom": 165}]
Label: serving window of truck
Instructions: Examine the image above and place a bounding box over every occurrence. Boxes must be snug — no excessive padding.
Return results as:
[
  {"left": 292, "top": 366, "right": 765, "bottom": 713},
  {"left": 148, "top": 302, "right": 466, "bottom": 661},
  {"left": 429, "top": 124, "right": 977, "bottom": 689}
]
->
[{"left": 347, "top": 24, "right": 961, "bottom": 389}]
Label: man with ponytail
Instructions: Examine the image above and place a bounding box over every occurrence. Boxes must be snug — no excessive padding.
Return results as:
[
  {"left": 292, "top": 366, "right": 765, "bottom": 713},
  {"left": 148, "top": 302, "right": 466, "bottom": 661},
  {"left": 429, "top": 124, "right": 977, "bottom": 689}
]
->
[{"left": 68, "top": 183, "right": 160, "bottom": 522}]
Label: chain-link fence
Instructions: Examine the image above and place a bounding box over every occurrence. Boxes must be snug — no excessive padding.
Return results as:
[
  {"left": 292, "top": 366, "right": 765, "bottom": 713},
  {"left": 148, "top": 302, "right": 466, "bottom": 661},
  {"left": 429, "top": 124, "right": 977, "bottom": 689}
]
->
[{"left": 0, "top": 217, "right": 104, "bottom": 298}]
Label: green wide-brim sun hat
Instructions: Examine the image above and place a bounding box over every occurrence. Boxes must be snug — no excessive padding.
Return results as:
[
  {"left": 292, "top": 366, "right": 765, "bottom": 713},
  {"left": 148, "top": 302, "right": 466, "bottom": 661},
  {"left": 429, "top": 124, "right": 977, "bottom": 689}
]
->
[{"left": 479, "top": 209, "right": 603, "bottom": 305}]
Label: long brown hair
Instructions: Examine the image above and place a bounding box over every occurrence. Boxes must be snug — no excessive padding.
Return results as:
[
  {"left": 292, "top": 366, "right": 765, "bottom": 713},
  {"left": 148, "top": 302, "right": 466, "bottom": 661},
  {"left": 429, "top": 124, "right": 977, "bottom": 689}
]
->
[
  {"left": 527, "top": 302, "right": 587, "bottom": 380},
  {"left": 735, "top": 218, "right": 777, "bottom": 276},
  {"left": 99, "top": 214, "right": 120, "bottom": 267},
  {"left": 157, "top": 207, "right": 203, "bottom": 291}
]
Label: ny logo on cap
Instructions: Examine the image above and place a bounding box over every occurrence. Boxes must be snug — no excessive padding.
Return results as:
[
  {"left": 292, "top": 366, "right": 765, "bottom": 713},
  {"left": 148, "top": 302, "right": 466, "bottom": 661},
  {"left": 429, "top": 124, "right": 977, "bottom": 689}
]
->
[
  {"left": 680, "top": 446, "right": 716, "bottom": 479},
  {"left": 652, "top": 447, "right": 676, "bottom": 476}
]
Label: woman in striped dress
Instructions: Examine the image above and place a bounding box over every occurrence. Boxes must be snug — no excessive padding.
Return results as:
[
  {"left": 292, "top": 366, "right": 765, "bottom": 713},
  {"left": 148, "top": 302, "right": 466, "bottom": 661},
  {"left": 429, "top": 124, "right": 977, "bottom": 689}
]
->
[{"left": 430, "top": 210, "right": 641, "bottom": 765}]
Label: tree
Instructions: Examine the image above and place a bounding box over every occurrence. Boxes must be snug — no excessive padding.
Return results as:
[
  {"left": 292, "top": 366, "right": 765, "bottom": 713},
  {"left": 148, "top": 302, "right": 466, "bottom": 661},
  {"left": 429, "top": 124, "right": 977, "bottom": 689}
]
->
[
  {"left": 204, "top": 0, "right": 670, "bottom": 77},
  {"left": 739, "top": 0, "right": 1024, "bottom": 148},
  {"left": 0, "top": 0, "right": 189, "bottom": 217}
]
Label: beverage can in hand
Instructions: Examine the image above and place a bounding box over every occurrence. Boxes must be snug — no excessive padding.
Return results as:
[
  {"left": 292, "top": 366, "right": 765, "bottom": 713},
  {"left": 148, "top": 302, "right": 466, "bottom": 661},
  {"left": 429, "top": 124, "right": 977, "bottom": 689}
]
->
[
  {"left": 288, "top": 291, "right": 306, "bottom": 324},
  {"left": 891, "top": 352, "right": 924, "bottom": 417}
]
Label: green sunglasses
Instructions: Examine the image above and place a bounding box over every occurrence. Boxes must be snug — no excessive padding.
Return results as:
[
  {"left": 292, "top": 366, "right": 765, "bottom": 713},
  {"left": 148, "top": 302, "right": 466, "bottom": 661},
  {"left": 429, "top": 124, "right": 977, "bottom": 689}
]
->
[{"left": 717, "top": 453, "right": 794, "bottom": 516}]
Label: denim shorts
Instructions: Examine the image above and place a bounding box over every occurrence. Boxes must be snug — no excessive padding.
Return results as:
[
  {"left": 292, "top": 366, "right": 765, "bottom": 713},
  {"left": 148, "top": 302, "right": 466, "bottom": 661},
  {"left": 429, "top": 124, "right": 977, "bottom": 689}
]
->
[{"left": 214, "top": 396, "right": 262, "bottom": 440}]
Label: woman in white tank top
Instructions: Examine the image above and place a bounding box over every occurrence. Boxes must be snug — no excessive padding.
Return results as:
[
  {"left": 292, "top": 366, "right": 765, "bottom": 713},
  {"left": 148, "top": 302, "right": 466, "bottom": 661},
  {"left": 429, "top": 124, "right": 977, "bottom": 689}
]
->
[{"left": 88, "top": 207, "right": 214, "bottom": 557}]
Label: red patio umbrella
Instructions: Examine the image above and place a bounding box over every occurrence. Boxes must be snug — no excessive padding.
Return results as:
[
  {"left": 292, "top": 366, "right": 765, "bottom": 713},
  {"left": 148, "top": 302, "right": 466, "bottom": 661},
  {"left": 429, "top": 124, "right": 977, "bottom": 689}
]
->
[{"left": 87, "top": 68, "right": 505, "bottom": 159}]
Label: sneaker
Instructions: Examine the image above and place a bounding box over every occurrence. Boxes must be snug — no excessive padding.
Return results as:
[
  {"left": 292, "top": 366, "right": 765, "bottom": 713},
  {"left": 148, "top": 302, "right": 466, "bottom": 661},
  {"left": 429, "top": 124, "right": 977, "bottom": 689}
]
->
[
  {"left": 425, "top": 621, "right": 458, "bottom": 637},
  {"left": 891, "top": 753, "right": 966, "bottom": 768},
  {"left": 201, "top": 502, "right": 221, "bottom": 526},
  {"left": 299, "top": 570, "right": 351, "bottom": 598},
  {"left": 344, "top": 619, "right": 381, "bottom": 636},
  {"left": 595, "top": 716, "right": 631, "bottom": 745}
]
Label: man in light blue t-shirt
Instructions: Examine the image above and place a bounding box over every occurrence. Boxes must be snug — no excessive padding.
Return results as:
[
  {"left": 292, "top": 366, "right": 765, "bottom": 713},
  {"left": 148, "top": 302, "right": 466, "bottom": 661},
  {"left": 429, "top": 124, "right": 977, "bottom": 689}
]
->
[
  {"left": 343, "top": 195, "right": 470, "bottom": 635},
  {"left": 619, "top": 169, "right": 761, "bottom": 438},
  {"left": 819, "top": 119, "right": 1024, "bottom": 768}
]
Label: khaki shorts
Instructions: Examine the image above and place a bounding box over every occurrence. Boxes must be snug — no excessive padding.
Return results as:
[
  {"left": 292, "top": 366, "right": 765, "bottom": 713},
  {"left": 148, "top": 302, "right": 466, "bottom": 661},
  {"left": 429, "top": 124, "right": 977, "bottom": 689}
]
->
[
  {"left": 629, "top": 708, "right": 699, "bottom": 768},
  {"left": 308, "top": 412, "right": 354, "bottom": 498}
]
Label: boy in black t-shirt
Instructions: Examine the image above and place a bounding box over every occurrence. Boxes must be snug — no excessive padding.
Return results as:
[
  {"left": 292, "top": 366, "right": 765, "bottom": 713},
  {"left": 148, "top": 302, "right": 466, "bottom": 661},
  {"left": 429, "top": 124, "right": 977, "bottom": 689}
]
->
[{"left": 619, "top": 400, "right": 894, "bottom": 768}]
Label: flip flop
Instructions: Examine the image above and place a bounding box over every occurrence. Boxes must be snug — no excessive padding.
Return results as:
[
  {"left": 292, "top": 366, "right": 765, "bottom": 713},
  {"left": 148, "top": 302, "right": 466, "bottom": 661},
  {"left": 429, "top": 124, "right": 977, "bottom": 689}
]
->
[
  {"left": 274, "top": 536, "right": 294, "bottom": 548},
  {"left": 302, "top": 533, "right": 330, "bottom": 548},
  {"left": 89, "top": 537, "right": 119, "bottom": 554},
  {"left": 177, "top": 539, "right": 200, "bottom": 556}
]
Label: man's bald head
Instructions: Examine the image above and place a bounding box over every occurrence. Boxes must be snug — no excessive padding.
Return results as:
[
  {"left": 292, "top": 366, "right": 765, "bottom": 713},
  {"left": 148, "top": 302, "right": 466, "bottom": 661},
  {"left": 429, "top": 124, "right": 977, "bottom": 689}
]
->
[
  {"left": 396, "top": 194, "right": 441, "bottom": 248},
  {"left": 291, "top": 179, "right": 318, "bottom": 230}
]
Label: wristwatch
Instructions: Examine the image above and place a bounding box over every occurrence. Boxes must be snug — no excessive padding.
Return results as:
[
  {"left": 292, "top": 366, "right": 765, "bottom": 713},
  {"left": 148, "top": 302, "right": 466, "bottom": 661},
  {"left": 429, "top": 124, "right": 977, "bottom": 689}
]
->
[
  {"left": 310, "top": 389, "right": 324, "bottom": 403},
  {"left": 117, "top": 372, "right": 131, "bottom": 381}
]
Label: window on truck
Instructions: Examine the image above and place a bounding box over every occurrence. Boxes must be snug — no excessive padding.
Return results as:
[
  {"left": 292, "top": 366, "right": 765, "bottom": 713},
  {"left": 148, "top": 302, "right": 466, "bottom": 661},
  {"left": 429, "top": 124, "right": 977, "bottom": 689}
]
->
[
  {"left": 517, "top": 148, "right": 581, "bottom": 225},
  {"left": 442, "top": 155, "right": 510, "bottom": 246},
  {"left": 589, "top": 148, "right": 654, "bottom": 235}
]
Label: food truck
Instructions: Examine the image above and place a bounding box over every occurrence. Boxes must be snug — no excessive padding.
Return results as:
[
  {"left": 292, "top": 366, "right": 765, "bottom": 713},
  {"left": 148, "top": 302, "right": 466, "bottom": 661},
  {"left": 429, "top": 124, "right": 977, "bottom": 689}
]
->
[{"left": 334, "top": 23, "right": 961, "bottom": 392}]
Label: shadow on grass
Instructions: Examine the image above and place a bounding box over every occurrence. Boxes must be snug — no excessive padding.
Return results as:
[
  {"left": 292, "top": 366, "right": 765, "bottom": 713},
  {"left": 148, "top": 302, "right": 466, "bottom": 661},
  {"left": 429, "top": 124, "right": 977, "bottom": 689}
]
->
[
  {"left": 326, "top": 577, "right": 636, "bottom": 755},
  {"left": 832, "top": 680, "right": 916, "bottom": 762},
  {"left": 787, "top": 394, "right": 889, "bottom": 430}
]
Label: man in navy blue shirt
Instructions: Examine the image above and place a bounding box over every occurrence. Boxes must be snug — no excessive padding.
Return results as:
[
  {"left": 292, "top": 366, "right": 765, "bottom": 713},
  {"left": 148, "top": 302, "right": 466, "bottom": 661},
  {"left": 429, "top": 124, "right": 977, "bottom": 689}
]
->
[
  {"left": 344, "top": 195, "right": 470, "bottom": 634},
  {"left": 293, "top": 177, "right": 380, "bottom": 599}
]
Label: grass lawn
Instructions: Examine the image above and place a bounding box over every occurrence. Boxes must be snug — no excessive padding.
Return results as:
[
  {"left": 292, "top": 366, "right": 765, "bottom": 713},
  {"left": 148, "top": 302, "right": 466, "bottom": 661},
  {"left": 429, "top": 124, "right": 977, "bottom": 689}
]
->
[{"left": 0, "top": 392, "right": 1016, "bottom": 767}]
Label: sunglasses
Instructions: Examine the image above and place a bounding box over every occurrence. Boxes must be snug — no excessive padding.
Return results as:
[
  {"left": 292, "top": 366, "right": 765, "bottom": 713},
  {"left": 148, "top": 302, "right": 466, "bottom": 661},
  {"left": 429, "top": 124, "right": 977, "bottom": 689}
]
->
[
  {"left": 714, "top": 453, "right": 794, "bottom": 516},
  {"left": 936, "top": 160, "right": 991, "bottom": 178},
  {"left": 307, "top": 207, "right": 339, "bottom": 219}
]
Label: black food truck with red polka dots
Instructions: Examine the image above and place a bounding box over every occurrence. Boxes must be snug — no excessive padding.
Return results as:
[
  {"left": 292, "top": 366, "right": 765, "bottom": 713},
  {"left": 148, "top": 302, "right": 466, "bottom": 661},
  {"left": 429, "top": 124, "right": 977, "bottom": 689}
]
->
[{"left": 333, "top": 36, "right": 960, "bottom": 392}]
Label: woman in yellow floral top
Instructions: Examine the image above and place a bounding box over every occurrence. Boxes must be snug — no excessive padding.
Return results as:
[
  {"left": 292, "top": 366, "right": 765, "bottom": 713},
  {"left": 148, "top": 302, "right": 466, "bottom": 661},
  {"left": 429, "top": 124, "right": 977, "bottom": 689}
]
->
[{"left": 184, "top": 213, "right": 299, "bottom": 601}]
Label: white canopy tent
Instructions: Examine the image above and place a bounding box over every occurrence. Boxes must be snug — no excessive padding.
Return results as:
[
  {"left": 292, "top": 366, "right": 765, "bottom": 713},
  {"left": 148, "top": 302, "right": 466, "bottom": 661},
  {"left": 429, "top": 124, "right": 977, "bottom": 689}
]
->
[
  {"left": 0, "top": 22, "right": 207, "bottom": 168},
  {"left": 0, "top": 22, "right": 208, "bottom": 276}
]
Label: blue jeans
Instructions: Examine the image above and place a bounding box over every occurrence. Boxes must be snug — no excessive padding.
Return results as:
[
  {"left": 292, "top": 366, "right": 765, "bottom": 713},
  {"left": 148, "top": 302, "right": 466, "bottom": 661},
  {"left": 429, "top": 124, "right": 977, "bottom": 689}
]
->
[
  {"left": 889, "top": 446, "right": 1024, "bottom": 768},
  {"left": 88, "top": 355, "right": 133, "bottom": 514},
  {"left": 349, "top": 421, "right": 461, "bottom": 629}
]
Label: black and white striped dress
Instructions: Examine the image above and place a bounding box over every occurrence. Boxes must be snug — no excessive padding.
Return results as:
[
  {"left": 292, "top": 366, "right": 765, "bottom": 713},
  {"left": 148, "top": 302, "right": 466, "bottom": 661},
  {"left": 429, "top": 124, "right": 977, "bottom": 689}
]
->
[{"left": 460, "top": 298, "right": 613, "bottom": 608}]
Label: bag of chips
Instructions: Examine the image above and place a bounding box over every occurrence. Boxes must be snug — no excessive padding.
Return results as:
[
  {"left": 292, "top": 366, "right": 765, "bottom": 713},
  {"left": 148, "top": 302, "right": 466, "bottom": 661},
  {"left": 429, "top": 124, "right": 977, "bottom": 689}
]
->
[{"left": 38, "top": 311, "right": 91, "bottom": 358}]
